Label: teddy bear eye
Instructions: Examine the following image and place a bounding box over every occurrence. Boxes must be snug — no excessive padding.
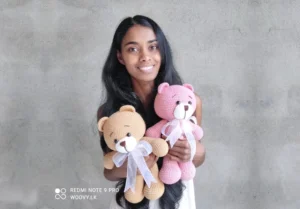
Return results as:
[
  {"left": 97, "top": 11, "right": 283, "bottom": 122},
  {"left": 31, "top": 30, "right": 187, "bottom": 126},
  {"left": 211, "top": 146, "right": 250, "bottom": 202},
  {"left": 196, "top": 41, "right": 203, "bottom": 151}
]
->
[
  {"left": 188, "top": 101, "right": 192, "bottom": 105},
  {"left": 176, "top": 101, "right": 180, "bottom": 105},
  {"left": 126, "top": 133, "right": 131, "bottom": 137},
  {"left": 114, "top": 139, "right": 118, "bottom": 144}
]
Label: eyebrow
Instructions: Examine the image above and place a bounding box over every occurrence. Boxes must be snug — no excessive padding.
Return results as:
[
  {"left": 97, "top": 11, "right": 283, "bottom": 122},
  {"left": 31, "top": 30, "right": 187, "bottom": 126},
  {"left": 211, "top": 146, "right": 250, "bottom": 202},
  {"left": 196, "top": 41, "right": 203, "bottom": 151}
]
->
[
  {"left": 110, "top": 132, "right": 113, "bottom": 137},
  {"left": 188, "top": 96, "right": 193, "bottom": 99},
  {"left": 172, "top": 94, "right": 176, "bottom": 98},
  {"left": 124, "top": 39, "right": 157, "bottom": 46},
  {"left": 124, "top": 125, "right": 130, "bottom": 127}
]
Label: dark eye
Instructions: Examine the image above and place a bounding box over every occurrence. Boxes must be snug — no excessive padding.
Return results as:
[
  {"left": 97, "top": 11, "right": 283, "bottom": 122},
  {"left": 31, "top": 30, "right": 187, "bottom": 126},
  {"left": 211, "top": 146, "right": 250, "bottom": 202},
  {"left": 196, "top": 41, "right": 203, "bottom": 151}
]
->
[
  {"left": 114, "top": 139, "right": 118, "bottom": 144},
  {"left": 128, "top": 47, "right": 138, "bottom": 52},
  {"left": 126, "top": 133, "right": 131, "bottom": 137},
  {"left": 176, "top": 101, "right": 180, "bottom": 105},
  {"left": 150, "top": 45, "right": 158, "bottom": 50},
  {"left": 188, "top": 101, "right": 192, "bottom": 105}
]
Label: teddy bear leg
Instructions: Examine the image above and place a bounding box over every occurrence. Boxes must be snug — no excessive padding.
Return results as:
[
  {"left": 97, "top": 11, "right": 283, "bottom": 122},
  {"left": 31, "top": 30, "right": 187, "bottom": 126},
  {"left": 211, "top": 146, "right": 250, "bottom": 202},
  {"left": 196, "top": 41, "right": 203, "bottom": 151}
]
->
[
  {"left": 159, "top": 155, "right": 181, "bottom": 184},
  {"left": 178, "top": 161, "right": 196, "bottom": 181},
  {"left": 124, "top": 174, "right": 145, "bottom": 204},
  {"left": 144, "top": 163, "right": 164, "bottom": 200}
]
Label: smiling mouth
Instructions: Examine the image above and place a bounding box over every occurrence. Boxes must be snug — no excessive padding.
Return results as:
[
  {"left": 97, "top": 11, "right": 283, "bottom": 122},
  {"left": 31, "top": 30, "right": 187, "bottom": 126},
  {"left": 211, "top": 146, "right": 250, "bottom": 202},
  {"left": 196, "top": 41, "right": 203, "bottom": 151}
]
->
[{"left": 137, "top": 65, "right": 154, "bottom": 72}]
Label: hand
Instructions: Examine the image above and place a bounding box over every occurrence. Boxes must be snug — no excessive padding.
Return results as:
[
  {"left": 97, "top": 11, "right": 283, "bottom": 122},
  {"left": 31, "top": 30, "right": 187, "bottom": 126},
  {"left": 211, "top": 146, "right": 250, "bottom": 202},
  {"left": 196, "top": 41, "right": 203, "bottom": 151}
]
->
[{"left": 168, "top": 140, "right": 191, "bottom": 162}]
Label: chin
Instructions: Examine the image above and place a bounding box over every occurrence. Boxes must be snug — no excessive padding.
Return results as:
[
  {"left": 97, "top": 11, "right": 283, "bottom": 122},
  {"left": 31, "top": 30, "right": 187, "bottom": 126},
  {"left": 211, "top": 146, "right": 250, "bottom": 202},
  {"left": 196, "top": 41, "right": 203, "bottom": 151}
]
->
[
  {"left": 130, "top": 71, "right": 159, "bottom": 83},
  {"left": 137, "top": 74, "right": 159, "bottom": 82}
]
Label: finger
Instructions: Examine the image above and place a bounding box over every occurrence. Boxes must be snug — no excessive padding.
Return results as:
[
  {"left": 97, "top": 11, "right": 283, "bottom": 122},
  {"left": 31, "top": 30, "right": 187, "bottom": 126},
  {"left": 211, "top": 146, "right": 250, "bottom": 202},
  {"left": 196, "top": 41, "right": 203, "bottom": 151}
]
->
[
  {"left": 148, "top": 160, "right": 157, "bottom": 169},
  {"left": 146, "top": 153, "right": 156, "bottom": 161},
  {"left": 145, "top": 154, "right": 153, "bottom": 160},
  {"left": 169, "top": 150, "right": 190, "bottom": 162},
  {"left": 160, "top": 134, "right": 167, "bottom": 139},
  {"left": 146, "top": 155, "right": 159, "bottom": 169},
  {"left": 168, "top": 150, "right": 183, "bottom": 159},
  {"left": 169, "top": 155, "right": 183, "bottom": 162},
  {"left": 169, "top": 146, "right": 190, "bottom": 155},
  {"left": 173, "top": 140, "right": 190, "bottom": 149},
  {"left": 146, "top": 155, "right": 156, "bottom": 165}
]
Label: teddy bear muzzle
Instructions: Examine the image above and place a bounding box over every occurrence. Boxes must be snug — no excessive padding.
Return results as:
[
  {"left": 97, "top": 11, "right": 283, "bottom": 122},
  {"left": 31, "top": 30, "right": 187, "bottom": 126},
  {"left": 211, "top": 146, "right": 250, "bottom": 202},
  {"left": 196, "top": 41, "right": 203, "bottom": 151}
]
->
[
  {"left": 115, "top": 136, "right": 138, "bottom": 153},
  {"left": 174, "top": 102, "right": 194, "bottom": 120}
]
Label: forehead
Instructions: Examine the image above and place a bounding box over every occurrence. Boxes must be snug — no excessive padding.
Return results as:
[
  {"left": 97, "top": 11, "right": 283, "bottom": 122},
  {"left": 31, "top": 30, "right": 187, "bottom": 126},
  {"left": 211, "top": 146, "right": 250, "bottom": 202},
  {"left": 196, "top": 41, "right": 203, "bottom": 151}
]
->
[{"left": 122, "top": 25, "right": 156, "bottom": 45}]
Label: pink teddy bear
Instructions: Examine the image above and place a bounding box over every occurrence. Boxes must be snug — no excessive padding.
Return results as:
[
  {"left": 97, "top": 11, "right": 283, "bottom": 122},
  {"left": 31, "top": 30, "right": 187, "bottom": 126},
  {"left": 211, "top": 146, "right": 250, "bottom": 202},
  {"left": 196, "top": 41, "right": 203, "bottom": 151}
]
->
[{"left": 146, "top": 82, "right": 204, "bottom": 184}]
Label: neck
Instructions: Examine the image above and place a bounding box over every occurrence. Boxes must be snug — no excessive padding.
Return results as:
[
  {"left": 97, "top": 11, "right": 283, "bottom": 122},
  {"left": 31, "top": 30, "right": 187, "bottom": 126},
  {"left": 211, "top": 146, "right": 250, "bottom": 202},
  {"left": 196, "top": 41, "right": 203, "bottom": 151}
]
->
[{"left": 131, "top": 78, "right": 155, "bottom": 109}]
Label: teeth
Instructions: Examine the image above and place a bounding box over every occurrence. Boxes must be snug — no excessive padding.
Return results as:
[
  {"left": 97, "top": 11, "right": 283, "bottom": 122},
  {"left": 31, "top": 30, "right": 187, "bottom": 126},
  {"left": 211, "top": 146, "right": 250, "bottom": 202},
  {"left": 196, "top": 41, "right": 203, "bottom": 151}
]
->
[{"left": 138, "top": 66, "right": 153, "bottom": 71}]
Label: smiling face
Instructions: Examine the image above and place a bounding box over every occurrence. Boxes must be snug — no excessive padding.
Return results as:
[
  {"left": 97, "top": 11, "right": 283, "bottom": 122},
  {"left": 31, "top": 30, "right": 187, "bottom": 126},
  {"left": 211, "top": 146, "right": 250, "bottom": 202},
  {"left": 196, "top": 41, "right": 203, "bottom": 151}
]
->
[{"left": 117, "top": 25, "right": 161, "bottom": 83}]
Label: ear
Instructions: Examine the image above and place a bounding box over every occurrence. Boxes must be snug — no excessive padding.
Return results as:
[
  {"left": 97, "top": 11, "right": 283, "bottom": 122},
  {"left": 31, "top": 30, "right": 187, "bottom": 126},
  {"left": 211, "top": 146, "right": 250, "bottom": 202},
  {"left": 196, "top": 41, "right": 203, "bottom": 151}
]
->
[
  {"left": 117, "top": 50, "right": 125, "bottom": 65},
  {"left": 158, "top": 82, "right": 169, "bottom": 94},
  {"left": 183, "top": 83, "right": 194, "bottom": 92},
  {"left": 119, "top": 105, "right": 136, "bottom": 112},
  {"left": 98, "top": 117, "right": 108, "bottom": 132}
]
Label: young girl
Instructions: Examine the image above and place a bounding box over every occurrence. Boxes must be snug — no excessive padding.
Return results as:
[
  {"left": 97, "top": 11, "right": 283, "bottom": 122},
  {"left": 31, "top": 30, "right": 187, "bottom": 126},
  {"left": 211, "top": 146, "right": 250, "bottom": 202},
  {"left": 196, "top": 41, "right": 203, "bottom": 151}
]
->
[{"left": 97, "top": 15, "right": 206, "bottom": 209}]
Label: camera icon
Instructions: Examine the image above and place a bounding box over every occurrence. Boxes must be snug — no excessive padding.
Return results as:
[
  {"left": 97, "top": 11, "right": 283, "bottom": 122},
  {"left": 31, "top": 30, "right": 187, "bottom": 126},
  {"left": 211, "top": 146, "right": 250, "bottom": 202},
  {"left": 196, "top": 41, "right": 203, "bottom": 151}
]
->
[{"left": 55, "top": 188, "right": 67, "bottom": 200}]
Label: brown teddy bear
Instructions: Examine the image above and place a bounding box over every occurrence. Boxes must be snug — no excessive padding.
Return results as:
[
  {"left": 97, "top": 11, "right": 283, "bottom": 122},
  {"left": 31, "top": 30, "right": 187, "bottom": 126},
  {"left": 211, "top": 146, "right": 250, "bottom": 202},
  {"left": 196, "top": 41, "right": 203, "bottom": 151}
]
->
[{"left": 98, "top": 105, "right": 169, "bottom": 204}]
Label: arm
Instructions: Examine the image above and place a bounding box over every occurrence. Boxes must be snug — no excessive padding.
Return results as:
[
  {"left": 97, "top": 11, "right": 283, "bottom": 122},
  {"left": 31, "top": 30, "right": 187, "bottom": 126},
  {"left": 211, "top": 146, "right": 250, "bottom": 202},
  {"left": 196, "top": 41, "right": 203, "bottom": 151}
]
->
[
  {"left": 192, "top": 141, "right": 206, "bottom": 167},
  {"left": 104, "top": 167, "right": 127, "bottom": 181},
  {"left": 103, "top": 151, "right": 117, "bottom": 169}
]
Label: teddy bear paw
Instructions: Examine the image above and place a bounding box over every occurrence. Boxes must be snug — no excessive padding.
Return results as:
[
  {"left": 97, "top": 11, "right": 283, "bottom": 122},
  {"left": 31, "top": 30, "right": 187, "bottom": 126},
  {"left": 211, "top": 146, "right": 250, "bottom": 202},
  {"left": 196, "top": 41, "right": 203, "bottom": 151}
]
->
[
  {"left": 159, "top": 163, "right": 181, "bottom": 184},
  {"left": 144, "top": 181, "right": 165, "bottom": 200},
  {"left": 179, "top": 162, "right": 196, "bottom": 181}
]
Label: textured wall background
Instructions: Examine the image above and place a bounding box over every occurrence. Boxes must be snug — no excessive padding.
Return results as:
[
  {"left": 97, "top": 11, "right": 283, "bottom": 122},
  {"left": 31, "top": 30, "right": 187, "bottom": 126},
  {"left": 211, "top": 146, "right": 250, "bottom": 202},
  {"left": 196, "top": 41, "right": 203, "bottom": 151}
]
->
[{"left": 0, "top": 0, "right": 299, "bottom": 209}]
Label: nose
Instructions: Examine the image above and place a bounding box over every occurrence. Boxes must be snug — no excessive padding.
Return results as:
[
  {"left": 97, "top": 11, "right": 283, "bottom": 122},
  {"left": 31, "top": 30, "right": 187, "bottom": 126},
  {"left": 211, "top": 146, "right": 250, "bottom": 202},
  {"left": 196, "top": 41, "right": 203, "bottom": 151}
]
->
[
  {"left": 120, "top": 141, "right": 126, "bottom": 147},
  {"left": 139, "top": 49, "right": 151, "bottom": 62},
  {"left": 184, "top": 105, "right": 189, "bottom": 111}
]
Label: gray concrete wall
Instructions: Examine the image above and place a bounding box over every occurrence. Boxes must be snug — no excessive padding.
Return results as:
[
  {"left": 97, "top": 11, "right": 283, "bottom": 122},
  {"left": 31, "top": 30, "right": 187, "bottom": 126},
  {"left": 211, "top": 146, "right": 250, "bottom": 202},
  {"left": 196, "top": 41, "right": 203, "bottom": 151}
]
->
[{"left": 0, "top": 0, "right": 299, "bottom": 209}]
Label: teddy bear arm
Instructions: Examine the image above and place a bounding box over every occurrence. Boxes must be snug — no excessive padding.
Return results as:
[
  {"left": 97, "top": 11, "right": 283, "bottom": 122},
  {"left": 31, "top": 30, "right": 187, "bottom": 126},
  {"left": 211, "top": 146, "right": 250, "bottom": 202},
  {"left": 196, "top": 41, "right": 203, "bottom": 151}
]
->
[
  {"left": 142, "top": 137, "right": 168, "bottom": 157},
  {"left": 145, "top": 120, "right": 168, "bottom": 138},
  {"left": 103, "top": 151, "right": 117, "bottom": 169},
  {"left": 191, "top": 123, "right": 204, "bottom": 140}
]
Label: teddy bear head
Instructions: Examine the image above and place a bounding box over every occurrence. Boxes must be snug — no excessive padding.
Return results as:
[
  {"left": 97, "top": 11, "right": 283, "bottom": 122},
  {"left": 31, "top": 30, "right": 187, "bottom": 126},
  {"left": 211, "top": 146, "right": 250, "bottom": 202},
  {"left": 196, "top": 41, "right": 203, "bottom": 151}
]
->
[
  {"left": 154, "top": 82, "right": 197, "bottom": 121},
  {"left": 98, "top": 105, "right": 146, "bottom": 153}
]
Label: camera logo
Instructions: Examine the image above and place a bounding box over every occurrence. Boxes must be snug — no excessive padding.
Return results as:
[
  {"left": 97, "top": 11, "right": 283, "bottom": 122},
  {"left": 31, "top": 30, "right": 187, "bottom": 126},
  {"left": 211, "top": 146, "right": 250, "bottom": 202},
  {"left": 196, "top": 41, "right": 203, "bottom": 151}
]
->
[{"left": 55, "top": 188, "right": 67, "bottom": 200}]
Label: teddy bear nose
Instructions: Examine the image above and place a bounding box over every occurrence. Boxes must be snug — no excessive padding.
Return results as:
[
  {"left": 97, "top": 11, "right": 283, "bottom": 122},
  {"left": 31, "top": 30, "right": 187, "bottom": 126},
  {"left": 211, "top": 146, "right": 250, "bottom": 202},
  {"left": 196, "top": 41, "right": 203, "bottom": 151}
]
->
[
  {"left": 120, "top": 141, "right": 126, "bottom": 147},
  {"left": 184, "top": 105, "right": 189, "bottom": 111}
]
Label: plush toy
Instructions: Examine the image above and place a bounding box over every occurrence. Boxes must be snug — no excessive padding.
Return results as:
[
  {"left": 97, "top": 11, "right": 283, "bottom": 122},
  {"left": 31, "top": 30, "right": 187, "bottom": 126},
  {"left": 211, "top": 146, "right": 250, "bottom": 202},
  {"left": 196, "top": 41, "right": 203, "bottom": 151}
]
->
[
  {"left": 146, "top": 82, "right": 204, "bottom": 184},
  {"left": 98, "top": 105, "right": 169, "bottom": 203}
]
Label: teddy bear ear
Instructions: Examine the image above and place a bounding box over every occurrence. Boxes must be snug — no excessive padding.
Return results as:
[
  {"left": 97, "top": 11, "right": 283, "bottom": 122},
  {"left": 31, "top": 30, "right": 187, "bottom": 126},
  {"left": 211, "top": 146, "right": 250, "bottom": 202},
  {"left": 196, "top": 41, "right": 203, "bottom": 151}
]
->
[
  {"left": 183, "top": 83, "right": 194, "bottom": 92},
  {"left": 158, "top": 82, "right": 170, "bottom": 94},
  {"left": 119, "top": 105, "right": 136, "bottom": 112},
  {"left": 98, "top": 117, "right": 109, "bottom": 132}
]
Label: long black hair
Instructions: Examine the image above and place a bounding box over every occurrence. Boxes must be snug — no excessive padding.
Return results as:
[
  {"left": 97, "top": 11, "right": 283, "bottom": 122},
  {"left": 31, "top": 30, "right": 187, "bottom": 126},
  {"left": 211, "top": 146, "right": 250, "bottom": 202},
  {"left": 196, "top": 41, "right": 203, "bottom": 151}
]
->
[{"left": 97, "top": 15, "right": 184, "bottom": 209}]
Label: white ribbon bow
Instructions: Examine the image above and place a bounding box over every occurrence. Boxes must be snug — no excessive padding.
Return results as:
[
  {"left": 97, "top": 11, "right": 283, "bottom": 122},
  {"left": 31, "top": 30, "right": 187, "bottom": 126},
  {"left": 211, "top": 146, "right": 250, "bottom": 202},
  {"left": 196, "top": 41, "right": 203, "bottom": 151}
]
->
[
  {"left": 161, "top": 117, "right": 197, "bottom": 161},
  {"left": 112, "top": 140, "right": 157, "bottom": 192}
]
